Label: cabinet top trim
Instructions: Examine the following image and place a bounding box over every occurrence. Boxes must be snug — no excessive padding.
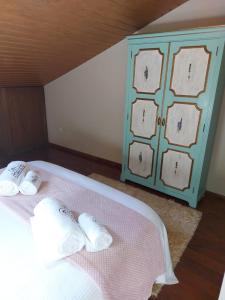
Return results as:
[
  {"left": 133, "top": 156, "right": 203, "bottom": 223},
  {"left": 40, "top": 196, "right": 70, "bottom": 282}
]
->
[{"left": 128, "top": 25, "right": 225, "bottom": 43}]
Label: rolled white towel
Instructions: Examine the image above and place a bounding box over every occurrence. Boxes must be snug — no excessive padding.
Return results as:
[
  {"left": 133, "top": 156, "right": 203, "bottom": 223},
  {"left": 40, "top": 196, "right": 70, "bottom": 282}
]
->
[
  {"left": 78, "top": 213, "right": 113, "bottom": 252},
  {"left": 19, "top": 170, "right": 41, "bottom": 195},
  {"left": 0, "top": 161, "right": 28, "bottom": 196},
  {"left": 32, "top": 197, "right": 85, "bottom": 263},
  {"left": 34, "top": 197, "right": 75, "bottom": 228}
]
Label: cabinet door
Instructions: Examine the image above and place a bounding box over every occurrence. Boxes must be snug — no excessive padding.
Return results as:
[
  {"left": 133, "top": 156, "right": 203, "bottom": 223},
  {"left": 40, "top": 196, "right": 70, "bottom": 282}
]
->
[
  {"left": 155, "top": 39, "right": 223, "bottom": 202},
  {"left": 121, "top": 42, "right": 169, "bottom": 187}
]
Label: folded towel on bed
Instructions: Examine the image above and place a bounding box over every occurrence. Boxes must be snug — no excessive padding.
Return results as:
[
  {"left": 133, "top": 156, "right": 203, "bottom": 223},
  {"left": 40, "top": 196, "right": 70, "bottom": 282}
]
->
[
  {"left": 19, "top": 170, "right": 41, "bottom": 195},
  {"left": 78, "top": 213, "right": 113, "bottom": 252},
  {"left": 32, "top": 197, "right": 86, "bottom": 264},
  {"left": 0, "top": 161, "right": 28, "bottom": 196}
]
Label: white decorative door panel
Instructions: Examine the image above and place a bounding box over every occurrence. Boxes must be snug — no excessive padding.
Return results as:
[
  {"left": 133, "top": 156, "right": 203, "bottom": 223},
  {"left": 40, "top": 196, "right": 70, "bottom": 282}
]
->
[
  {"left": 160, "top": 150, "right": 193, "bottom": 190},
  {"left": 128, "top": 142, "right": 153, "bottom": 178},
  {"left": 131, "top": 99, "right": 158, "bottom": 139},
  {"left": 170, "top": 46, "right": 211, "bottom": 97},
  {"left": 133, "top": 49, "right": 163, "bottom": 94},
  {"left": 165, "top": 102, "right": 202, "bottom": 147}
]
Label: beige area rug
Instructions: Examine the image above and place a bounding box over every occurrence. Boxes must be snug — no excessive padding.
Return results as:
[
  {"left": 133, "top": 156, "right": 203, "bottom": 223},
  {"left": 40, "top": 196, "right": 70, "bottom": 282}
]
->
[{"left": 89, "top": 173, "right": 202, "bottom": 297}]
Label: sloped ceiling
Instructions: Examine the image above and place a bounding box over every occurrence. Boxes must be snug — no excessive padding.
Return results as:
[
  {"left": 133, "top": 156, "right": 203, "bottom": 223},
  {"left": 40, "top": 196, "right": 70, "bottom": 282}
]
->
[{"left": 0, "top": 0, "right": 188, "bottom": 87}]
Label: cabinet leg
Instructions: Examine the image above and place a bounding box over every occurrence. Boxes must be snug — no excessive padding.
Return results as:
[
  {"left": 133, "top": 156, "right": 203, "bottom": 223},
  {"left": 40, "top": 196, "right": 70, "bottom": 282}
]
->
[
  {"left": 188, "top": 197, "right": 198, "bottom": 209},
  {"left": 120, "top": 173, "right": 126, "bottom": 182}
]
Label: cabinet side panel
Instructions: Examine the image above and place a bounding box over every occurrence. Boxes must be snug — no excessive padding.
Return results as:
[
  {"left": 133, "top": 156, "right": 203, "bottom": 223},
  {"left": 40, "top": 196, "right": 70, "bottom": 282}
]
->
[
  {"left": 198, "top": 43, "right": 225, "bottom": 198},
  {"left": 121, "top": 42, "right": 131, "bottom": 181}
]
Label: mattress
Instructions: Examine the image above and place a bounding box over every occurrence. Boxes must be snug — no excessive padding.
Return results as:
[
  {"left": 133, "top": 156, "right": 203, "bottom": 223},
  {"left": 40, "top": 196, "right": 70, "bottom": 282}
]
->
[{"left": 0, "top": 161, "right": 177, "bottom": 300}]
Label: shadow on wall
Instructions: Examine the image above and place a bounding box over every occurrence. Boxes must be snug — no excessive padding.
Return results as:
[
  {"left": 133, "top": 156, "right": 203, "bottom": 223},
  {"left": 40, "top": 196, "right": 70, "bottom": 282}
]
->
[
  {"left": 139, "top": 17, "right": 225, "bottom": 34},
  {"left": 207, "top": 90, "right": 225, "bottom": 195},
  {"left": 52, "top": 126, "right": 123, "bottom": 164}
]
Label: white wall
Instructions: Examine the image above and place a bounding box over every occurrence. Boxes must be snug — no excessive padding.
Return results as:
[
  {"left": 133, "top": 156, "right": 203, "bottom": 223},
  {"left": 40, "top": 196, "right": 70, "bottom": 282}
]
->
[
  {"left": 45, "top": 39, "right": 127, "bottom": 163},
  {"left": 45, "top": 0, "right": 225, "bottom": 195}
]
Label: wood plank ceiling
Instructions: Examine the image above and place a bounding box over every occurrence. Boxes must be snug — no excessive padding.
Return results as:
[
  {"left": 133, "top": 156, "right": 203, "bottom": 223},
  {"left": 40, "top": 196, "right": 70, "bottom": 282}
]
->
[{"left": 0, "top": 0, "right": 188, "bottom": 87}]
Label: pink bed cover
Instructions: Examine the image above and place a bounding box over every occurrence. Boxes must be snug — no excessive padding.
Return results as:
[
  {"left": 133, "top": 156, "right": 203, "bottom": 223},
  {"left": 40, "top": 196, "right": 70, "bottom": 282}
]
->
[{"left": 0, "top": 168, "right": 165, "bottom": 300}]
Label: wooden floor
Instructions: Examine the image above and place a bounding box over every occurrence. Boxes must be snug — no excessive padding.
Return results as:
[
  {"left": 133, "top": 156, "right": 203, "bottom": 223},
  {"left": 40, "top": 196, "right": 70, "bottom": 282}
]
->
[{"left": 2, "top": 145, "right": 225, "bottom": 300}]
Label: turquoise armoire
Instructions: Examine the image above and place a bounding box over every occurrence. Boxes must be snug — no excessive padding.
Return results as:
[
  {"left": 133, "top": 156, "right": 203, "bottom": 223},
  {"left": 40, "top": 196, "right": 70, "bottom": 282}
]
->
[{"left": 121, "top": 26, "right": 225, "bottom": 208}]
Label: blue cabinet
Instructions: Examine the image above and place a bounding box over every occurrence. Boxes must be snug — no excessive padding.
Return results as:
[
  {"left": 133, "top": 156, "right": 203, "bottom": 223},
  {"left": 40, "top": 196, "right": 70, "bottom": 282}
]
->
[{"left": 121, "top": 26, "right": 225, "bottom": 208}]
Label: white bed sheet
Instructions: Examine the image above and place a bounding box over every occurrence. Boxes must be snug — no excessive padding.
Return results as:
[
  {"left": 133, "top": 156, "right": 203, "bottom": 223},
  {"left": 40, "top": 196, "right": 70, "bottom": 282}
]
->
[{"left": 0, "top": 161, "right": 177, "bottom": 300}]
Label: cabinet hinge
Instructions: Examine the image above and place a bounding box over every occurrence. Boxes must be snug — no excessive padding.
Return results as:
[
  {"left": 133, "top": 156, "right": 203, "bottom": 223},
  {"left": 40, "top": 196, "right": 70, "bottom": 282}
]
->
[
  {"left": 216, "top": 46, "right": 219, "bottom": 56},
  {"left": 192, "top": 187, "right": 195, "bottom": 194},
  {"left": 203, "top": 123, "right": 206, "bottom": 132},
  {"left": 130, "top": 51, "right": 133, "bottom": 59}
]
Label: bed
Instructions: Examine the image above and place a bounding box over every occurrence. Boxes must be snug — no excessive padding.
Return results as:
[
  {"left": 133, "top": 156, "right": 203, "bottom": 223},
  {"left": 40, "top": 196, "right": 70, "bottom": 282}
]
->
[{"left": 0, "top": 161, "right": 177, "bottom": 300}]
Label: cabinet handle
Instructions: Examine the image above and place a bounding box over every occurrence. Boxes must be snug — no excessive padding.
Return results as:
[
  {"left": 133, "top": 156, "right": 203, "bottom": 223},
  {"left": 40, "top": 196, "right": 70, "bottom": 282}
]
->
[
  {"left": 157, "top": 116, "right": 161, "bottom": 126},
  {"left": 162, "top": 118, "right": 166, "bottom": 126}
]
